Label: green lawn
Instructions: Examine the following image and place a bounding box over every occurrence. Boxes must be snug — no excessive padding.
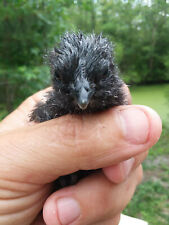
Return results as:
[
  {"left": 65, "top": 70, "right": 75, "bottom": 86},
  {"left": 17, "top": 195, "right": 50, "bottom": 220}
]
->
[
  {"left": 130, "top": 84, "right": 169, "bottom": 122},
  {"left": 124, "top": 84, "right": 169, "bottom": 225}
]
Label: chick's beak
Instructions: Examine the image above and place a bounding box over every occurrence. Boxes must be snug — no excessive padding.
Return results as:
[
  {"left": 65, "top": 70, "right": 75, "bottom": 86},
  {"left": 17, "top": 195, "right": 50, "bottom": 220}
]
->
[
  {"left": 77, "top": 87, "right": 91, "bottom": 110},
  {"left": 78, "top": 100, "right": 88, "bottom": 110}
]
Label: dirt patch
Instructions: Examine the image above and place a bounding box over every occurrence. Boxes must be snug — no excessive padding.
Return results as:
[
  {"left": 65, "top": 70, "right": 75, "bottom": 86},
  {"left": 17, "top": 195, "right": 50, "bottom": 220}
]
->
[
  {"left": 144, "top": 154, "right": 169, "bottom": 168},
  {"left": 143, "top": 154, "right": 169, "bottom": 187}
]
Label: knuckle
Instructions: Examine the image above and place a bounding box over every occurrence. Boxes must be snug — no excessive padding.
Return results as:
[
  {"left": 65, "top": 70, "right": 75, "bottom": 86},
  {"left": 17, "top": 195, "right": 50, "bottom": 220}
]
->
[
  {"left": 51, "top": 114, "right": 107, "bottom": 170},
  {"left": 56, "top": 115, "right": 89, "bottom": 152},
  {"left": 55, "top": 115, "right": 104, "bottom": 170},
  {"left": 58, "top": 115, "right": 84, "bottom": 140}
]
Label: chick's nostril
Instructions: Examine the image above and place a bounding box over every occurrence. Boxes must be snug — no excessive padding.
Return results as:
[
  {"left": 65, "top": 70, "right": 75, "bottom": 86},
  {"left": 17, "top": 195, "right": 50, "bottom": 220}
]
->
[{"left": 84, "top": 87, "right": 89, "bottom": 92}]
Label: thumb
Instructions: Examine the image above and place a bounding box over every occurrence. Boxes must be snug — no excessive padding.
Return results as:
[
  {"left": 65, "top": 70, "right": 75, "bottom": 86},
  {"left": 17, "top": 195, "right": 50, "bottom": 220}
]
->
[{"left": 0, "top": 104, "right": 161, "bottom": 185}]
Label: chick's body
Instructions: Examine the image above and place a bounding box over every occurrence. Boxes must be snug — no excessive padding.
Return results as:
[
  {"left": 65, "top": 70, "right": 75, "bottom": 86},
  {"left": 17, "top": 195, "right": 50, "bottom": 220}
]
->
[{"left": 30, "top": 32, "right": 127, "bottom": 189}]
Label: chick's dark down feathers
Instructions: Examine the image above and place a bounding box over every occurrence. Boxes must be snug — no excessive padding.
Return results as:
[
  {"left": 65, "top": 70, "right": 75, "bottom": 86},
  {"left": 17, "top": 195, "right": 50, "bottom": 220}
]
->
[{"left": 30, "top": 32, "right": 127, "bottom": 189}]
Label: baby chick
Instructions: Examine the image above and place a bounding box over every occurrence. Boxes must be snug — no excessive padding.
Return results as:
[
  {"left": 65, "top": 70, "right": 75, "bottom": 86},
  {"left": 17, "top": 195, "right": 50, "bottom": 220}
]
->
[{"left": 30, "top": 32, "right": 127, "bottom": 189}]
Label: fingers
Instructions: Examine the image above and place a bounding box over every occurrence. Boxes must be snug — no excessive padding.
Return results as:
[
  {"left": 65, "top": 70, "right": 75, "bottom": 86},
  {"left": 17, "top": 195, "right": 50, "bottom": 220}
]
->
[
  {"left": 103, "top": 150, "right": 148, "bottom": 183},
  {"left": 31, "top": 213, "right": 46, "bottom": 225},
  {"left": 122, "top": 84, "right": 132, "bottom": 104},
  {"left": 102, "top": 105, "right": 162, "bottom": 183},
  {"left": 0, "top": 84, "right": 131, "bottom": 132},
  {"left": 0, "top": 184, "right": 50, "bottom": 225},
  {"left": 0, "top": 104, "right": 161, "bottom": 184},
  {"left": 0, "top": 88, "right": 52, "bottom": 133},
  {"left": 43, "top": 166, "right": 142, "bottom": 225},
  {"left": 91, "top": 215, "right": 121, "bottom": 225}
]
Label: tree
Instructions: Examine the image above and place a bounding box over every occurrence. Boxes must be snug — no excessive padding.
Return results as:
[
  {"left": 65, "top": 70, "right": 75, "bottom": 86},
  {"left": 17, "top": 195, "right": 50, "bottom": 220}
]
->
[{"left": 0, "top": 0, "right": 71, "bottom": 113}]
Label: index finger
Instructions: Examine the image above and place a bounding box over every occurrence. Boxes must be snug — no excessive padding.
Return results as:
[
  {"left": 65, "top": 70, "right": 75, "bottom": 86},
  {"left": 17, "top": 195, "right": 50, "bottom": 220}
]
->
[
  {"left": 0, "top": 87, "right": 52, "bottom": 132},
  {"left": 0, "top": 104, "right": 161, "bottom": 184},
  {"left": 0, "top": 84, "right": 131, "bottom": 133}
]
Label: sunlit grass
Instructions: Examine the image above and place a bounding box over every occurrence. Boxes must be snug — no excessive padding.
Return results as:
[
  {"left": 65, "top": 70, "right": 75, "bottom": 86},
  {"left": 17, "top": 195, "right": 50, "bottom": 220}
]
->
[{"left": 130, "top": 84, "right": 169, "bottom": 122}]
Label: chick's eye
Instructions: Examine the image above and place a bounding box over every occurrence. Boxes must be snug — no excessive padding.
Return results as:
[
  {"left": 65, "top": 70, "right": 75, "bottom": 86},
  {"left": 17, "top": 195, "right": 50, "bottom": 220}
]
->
[
  {"left": 94, "top": 68, "right": 108, "bottom": 82},
  {"left": 102, "top": 68, "right": 108, "bottom": 76},
  {"left": 54, "top": 71, "right": 62, "bottom": 81},
  {"left": 58, "top": 73, "right": 63, "bottom": 81},
  {"left": 102, "top": 68, "right": 108, "bottom": 78}
]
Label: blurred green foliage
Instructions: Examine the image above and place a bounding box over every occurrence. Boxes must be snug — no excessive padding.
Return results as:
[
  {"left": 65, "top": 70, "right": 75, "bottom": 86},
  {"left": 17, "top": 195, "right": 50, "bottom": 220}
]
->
[
  {"left": 0, "top": 0, "right": 169, "bottom": 113},
  {"left": 0, "top": 0, "right": 72, "bottom": 112}
]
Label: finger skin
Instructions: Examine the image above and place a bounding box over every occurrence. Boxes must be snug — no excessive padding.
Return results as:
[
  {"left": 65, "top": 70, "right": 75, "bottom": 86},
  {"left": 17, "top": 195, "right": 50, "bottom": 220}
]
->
[
  {"left": 0, "top": 87, "right": 52, "bottom": 132},
  {"left": 123, "top": 84, "right": 132, "bottom": 104},
  {"left": 43, "top": 166, "right": 142, "bottom": 225},
  {"left": 0, "top": 88, "right": 161, "bottom": 225},
  {"left": 103, "top": 150, "right": 148, "bottom": 183},
  {"left": 0, "top": 85, "right": 133, "bottom": 186},
  {"left": 0, "top": 103, "right": 161, "bottom": 185},
  {"left": 0, "top": 84, "right": 130, "bottom": 132},
  {"left": 0, "top": 86, "right": 140, "bottom": 187},
  {"left": 90, "top": 214, "right": 121, "bottom": 225},
  {"left": 0, "top": 184, "right": 51, "bottom": 225},
  {"left": 0, "top": 85, "right": 144, "bottom": 186},
  {"left": 103, "top": 104, "right": 162, "bottom": 183},
  {"left": 31, "top": 213, "right": 45, "bottom": 225}
]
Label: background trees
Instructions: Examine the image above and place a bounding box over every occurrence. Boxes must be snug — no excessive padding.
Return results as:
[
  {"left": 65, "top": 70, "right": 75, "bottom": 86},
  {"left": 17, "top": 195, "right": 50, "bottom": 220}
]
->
[{"left": 0, "top": 0, "right": 169, "bottom": 113}]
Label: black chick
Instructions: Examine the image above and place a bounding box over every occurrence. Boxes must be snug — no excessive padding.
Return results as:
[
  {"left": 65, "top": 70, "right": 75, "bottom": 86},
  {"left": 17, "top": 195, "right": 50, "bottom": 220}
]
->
[{"left": 30, "top": 32, "right": 127, "bottom": 189}]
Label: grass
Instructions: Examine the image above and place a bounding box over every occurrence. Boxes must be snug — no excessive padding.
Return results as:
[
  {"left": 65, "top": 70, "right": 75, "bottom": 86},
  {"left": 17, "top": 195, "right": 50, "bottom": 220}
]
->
[
  {"left": 124, "top": 84, "right": 169, "bottom": 225},
  {"left": 124, "top": 178, "right": 169, "bottom": 225},
  {"left": 130, "top": 84, "right": 169, "bottom": 122}
]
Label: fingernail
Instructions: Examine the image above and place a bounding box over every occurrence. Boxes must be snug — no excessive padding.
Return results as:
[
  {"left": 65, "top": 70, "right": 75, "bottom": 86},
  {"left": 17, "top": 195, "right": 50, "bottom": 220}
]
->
[
  {"left": 57, "top": 197, "right": 81, "bottom": 225},
  {"left": 119, "top": 107, "right": 149, "bottom": 144},
  {"left": 122, "top": 158, "right": 135, "bottom": 177}
]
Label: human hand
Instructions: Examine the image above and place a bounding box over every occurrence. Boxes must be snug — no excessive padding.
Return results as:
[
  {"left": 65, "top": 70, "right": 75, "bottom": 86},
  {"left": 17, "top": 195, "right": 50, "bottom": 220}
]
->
[{"left": 0, "top": 88, "right": 161, "bottom": 225}]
